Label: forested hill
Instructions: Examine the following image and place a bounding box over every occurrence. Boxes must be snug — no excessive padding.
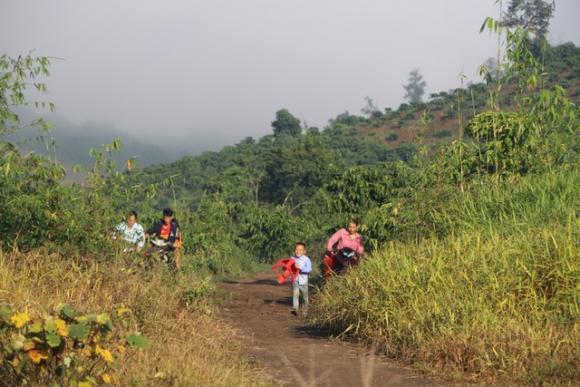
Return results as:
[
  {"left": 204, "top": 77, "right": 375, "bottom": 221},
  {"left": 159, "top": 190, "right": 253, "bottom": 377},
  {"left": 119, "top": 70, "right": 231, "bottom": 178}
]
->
[
  {"left": 139, "top": 42, "right": 580, "bottom": 210},
  {"left": 337, "top": 42, "right": 580, "bottom": 149}
]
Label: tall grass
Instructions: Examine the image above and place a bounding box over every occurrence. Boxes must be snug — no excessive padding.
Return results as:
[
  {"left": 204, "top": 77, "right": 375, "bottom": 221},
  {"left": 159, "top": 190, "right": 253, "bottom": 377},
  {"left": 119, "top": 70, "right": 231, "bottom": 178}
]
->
[
  {"left": 311, "top": 170, "right": 579, "bottom": 383},
  {"left": 0, "top": 251, "right": 265, "bottom": 386},
  {"left": 443, "top": 170, "right": 579, "bottom": 235}
]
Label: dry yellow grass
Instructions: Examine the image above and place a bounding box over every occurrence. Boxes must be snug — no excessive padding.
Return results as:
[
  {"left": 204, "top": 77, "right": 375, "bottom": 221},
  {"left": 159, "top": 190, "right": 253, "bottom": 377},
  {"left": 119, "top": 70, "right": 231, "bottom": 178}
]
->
[{"left": 0, "top": 249, "right": 267, "bottom": 386}]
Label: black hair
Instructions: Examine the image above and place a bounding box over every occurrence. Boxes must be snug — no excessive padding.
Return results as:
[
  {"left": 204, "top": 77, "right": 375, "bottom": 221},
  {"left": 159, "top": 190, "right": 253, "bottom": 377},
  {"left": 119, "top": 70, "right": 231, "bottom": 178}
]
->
[
  {"left": 347, "top": 218, "right": 360, "bottom": 226},
  {"left": 128, "top": 210, "right": 138, "bottom": 219},
  {"left": 163, "top": 208, "right": 174, "bottom": 217},
  {"left": 295, "top": 242, "right": 306, "bottom": 249}
]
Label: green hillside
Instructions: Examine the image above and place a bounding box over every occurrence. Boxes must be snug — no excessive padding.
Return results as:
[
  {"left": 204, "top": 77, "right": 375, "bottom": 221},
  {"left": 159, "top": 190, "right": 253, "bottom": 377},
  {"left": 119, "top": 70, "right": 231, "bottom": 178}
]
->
[
  {"left": 137, "top": 41, "right": 580, "bottom": 248},
  {"left": 342, "top": 42, "right": 580, "bottom": 149}
]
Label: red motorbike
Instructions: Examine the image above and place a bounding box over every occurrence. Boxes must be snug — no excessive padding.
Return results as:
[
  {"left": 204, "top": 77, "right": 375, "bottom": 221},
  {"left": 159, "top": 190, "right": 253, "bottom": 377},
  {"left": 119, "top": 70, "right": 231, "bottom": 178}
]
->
[{"left": 323, "top": 247, "right": 360, "bottom": 278}]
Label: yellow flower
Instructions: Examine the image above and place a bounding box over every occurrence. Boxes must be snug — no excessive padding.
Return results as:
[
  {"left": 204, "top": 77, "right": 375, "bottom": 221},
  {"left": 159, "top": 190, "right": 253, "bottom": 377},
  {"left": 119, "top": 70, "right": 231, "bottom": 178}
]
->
[
  {"left": 101, "top": 373, "right": 113, "bottom": 384},
  {"left": 10, "top": 312, "right": 30, "bottom": 328},
  {"left": 27, "top": 349, "right": 48, "bottom": 364},
  {"left": 55, "top": 318, "right": 69, "bottom": 337},
  {"left": 95, "top": 345, "right": 114, "bottom": 363},
  {"left": 78, "top": 381, "right": 93, "bottom": 387}
]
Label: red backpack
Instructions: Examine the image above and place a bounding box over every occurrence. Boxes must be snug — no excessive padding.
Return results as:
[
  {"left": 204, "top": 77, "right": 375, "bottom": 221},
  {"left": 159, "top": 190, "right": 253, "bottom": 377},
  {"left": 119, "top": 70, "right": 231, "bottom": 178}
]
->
[{"left": 272, "top": 258, "right": 299, "bottom": 284}]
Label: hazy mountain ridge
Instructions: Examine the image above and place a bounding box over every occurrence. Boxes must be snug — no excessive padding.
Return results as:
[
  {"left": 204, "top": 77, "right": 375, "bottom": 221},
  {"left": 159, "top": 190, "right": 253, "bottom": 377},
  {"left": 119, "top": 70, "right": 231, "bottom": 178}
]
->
[{"left": 4, "top": 114, "right": 174, "bottom": 167}]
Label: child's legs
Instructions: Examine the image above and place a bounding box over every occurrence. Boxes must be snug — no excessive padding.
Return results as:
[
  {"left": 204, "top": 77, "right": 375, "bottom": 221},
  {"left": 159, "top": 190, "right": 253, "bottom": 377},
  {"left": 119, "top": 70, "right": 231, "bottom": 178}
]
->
[
  {"left": 292, "top": 282, "right": 300, "bottom": 310},
  {"left": 299, "top": 284, "right": 309, "bottom": 308}
]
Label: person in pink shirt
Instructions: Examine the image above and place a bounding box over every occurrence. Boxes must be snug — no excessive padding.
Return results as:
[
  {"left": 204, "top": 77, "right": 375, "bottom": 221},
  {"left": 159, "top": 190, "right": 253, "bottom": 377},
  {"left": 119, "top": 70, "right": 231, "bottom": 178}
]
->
[{"left": 322, "top": 220, "right": 364, "bottom": 278}]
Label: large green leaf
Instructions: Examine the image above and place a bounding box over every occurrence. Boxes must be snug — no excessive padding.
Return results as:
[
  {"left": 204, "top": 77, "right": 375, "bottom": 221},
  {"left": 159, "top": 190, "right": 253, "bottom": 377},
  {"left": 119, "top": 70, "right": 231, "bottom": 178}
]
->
[
  {"left": 57, "top": 303, "right": 77, "bottom": 319},
  {"left": 27, "top": 321, "right": 43, "bottom": 334},
  {"left": 46, "top": 331, "right": 62, "bottom": 348},
  {"left": 44, "top": 318, "right": 57, "bottom": 333},
  {"left": 0, "top": 304, "right": 12, "bottom": 322},
  {"left": 126, "top": 334, "right": 149, "bottom": 348},
  {"left": 69, "top": 323, "right": 89, "bottom": 340},
  {"left": 96, "top": 313, "right": 112, "bottom": 330}
]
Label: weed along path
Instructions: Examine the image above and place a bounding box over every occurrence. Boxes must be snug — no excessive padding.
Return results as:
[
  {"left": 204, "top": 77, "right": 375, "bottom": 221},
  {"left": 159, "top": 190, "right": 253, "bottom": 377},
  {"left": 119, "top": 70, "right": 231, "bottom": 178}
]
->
[{"left": 218, "top": 273, "right": 431, "bottom": 386}]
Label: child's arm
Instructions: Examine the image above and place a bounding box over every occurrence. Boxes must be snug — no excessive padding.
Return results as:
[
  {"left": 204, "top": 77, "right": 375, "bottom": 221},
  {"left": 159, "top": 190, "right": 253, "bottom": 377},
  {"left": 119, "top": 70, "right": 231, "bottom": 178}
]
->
[
  {"left": 300, "top": 257, "right": 312, "bottom": 274},
  {"left": 136, "top": 225, "right": 145, "bottom": 248},
  {"left": 326, "top": 229, "right": 343, "bottom": 252}
]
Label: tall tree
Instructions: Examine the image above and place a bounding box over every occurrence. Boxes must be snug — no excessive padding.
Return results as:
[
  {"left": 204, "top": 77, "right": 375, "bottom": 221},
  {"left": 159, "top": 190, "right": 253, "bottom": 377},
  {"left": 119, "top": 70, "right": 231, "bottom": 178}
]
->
[
  {"left": 271, "top": 109, "right": 301, "bottom": 137},
  {"left": 361, "top": 96, "right": 380, "bottom": 117},
  {"left": 503, "top": 0, "right": 555, "bottom": 40},
  {"left": 403, "top": 69, "right": 427, "bottom": 104}
]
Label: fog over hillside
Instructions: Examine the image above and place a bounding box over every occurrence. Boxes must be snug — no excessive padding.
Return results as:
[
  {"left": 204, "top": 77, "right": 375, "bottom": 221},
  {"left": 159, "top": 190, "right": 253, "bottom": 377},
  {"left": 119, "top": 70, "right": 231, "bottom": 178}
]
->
[
  {"left": 4, "top": 111, "right": 177, "bottom": 166},
  {"left": 1, "top": 0, "right": 579, "bottom": 154}
]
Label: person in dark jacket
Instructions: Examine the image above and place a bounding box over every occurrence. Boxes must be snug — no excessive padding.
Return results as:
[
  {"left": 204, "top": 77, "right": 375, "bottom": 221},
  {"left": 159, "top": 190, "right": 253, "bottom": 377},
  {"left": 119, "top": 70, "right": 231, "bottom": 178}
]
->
[{"left": 146, "top": 208, "right": 183, "bottom": 268}]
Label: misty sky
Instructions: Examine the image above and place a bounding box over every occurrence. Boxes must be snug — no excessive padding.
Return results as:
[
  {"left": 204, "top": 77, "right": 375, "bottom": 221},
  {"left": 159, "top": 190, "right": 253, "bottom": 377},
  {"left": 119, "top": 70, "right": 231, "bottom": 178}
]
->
[{"left": 1, "top": 0, "right": 579, "bottom": 153}]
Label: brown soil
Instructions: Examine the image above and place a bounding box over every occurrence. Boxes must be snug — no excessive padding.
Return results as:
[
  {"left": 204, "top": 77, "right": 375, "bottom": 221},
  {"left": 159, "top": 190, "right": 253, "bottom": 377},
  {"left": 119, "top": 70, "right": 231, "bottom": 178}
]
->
[{"left": 218, "top": 273, "right": 433, "bottom": 386}]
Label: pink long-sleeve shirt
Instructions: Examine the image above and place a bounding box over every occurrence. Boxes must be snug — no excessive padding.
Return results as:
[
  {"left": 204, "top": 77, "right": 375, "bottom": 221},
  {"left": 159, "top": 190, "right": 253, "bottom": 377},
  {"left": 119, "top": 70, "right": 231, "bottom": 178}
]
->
[{"left": 326, "top": 228, "right": 364, "bottom": 255}]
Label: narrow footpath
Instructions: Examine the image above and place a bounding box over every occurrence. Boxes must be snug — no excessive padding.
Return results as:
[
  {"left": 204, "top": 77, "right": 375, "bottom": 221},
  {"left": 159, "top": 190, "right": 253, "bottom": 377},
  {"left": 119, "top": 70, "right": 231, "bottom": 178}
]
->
[{"left": 218, "top": 273, "right": 432, "bottom": 387}]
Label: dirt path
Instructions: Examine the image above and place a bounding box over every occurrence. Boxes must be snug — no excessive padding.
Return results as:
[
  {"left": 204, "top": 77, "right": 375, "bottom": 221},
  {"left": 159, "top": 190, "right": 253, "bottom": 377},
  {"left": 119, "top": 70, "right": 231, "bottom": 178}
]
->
[{"left": 218, "top": 273, "right": 432, "bottom": 386}]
